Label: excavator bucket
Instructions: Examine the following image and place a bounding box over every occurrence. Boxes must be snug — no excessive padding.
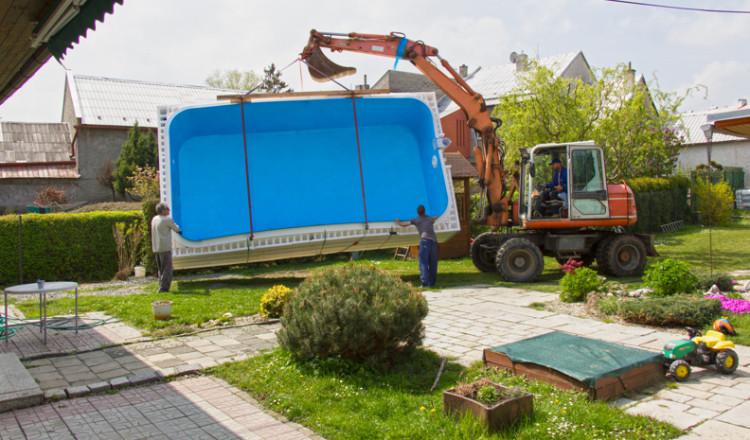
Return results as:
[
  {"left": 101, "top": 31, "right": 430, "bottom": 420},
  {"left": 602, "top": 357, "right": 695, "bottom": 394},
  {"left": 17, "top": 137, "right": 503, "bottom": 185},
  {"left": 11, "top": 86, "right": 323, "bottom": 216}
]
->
[{"left": 305, "top": 47, "right": 357, "bottom": 82}]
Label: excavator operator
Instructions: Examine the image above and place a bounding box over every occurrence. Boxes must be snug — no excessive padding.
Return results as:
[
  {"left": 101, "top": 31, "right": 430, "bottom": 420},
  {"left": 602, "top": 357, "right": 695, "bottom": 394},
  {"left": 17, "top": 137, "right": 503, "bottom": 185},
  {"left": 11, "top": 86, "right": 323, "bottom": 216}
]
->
[{"left": 534, "top": 158, "right": 568, "bottom": 217}]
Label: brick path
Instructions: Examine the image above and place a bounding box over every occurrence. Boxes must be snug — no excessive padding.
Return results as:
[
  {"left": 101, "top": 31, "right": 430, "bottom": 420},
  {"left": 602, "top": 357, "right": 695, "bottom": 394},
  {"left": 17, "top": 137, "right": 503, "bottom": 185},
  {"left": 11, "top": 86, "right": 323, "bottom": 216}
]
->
[{"left": 1, "top": 284, "right": 749, "bottom": 439}]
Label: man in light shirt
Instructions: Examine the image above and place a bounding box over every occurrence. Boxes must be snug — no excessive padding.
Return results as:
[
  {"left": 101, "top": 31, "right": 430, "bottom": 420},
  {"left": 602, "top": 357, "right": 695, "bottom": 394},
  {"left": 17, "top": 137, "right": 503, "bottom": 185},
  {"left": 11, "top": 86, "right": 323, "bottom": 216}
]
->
[{"left": 151, "top": 202, "right": 181, "bottom": 292}]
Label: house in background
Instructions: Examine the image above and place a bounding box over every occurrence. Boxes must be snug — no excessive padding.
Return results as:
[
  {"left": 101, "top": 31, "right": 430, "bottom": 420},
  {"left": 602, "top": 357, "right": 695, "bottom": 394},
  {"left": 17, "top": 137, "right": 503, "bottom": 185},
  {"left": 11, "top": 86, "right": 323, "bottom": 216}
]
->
[
  {"left": 677, "top": 99, "right": 750, "bottom": 188},
  {"left": 0, "top": 72, "right": 237, "bottom": 212},
  {"left": 437, "top": 52, "right": 594, "bottom": 158}
]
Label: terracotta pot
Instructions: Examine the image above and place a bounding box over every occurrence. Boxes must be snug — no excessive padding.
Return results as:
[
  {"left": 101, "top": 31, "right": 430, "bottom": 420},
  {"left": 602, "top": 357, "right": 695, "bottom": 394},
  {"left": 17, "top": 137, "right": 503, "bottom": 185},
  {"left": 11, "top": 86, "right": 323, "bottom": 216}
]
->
[
  {"left": 151, "top": 301, "right": 173, "bottom": 320},
  {"left": 443, "top": 382, "right": 533, "bottom": 431}
]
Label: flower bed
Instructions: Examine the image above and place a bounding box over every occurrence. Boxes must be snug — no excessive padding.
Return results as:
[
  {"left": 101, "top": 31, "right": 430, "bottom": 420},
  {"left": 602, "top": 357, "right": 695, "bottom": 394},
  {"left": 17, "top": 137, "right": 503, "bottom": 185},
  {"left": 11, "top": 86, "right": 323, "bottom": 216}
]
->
[{"left": 705, "top": 294, "right": 750, "bottom": 314}]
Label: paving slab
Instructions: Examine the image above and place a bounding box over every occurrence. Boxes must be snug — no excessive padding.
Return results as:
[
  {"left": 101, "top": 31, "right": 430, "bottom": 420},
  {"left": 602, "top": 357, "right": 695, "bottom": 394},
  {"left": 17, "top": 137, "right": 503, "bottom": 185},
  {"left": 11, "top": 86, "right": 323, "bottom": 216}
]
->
[{"left": 0, "top": 353, "right": 43, "bottom": 412}]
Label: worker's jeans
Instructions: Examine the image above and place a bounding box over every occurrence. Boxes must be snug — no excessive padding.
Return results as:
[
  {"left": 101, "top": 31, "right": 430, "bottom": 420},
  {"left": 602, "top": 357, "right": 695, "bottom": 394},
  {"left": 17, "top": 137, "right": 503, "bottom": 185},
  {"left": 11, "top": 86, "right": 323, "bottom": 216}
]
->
[
  {"left": 154, "top": 251, "right": 173, "bottom": 293},
  {"left": 419, "top": 238, "right": 438, "bottom": 287}
]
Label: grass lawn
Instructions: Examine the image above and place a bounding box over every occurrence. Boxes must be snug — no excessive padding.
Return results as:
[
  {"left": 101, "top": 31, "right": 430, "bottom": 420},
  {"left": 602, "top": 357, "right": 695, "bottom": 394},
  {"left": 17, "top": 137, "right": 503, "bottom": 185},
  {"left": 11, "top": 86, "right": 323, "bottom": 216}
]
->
[
  {"left": 15, "top": 277, "right": 304, "bottom": 333},
  {"left": 211, "top": 348, "right": 682, "bottom": 440}
]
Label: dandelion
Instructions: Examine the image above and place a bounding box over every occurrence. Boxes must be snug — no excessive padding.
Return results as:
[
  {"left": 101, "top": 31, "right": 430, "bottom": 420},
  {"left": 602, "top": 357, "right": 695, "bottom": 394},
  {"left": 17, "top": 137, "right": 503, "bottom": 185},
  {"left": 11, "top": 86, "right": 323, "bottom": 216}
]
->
[
  {"left": 430, "top": 408, "right": 436, "bottom": 413},
  {"left": 420, "top": 406, "right": 426, "bottom": 411}
]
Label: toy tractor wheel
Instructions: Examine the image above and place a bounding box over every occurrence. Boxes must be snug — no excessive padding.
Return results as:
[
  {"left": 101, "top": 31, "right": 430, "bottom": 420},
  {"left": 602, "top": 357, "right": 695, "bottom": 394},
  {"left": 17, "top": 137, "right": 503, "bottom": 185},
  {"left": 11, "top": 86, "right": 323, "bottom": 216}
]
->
[
  {"left": 716, "top": 350, "right": 739, "bottom": 374},
  {"left": 471, "top": 232, "right": 504, "bottom": 273},
  {"left": 495, "top": 237, "right": 544, "bottom": 283},
  {"left": 669, "top": 360, "right": 692, "bottom": 381},
  {"left": 599, "top": 235, "right": 646, "bottom": 278}
]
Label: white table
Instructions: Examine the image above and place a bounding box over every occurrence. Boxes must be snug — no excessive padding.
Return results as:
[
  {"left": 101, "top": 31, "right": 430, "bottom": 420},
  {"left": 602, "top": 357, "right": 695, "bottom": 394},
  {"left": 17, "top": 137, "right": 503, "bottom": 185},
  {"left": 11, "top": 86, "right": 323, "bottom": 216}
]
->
[{"left": 3, "top": 282, "right": 78, "bottom": 345}]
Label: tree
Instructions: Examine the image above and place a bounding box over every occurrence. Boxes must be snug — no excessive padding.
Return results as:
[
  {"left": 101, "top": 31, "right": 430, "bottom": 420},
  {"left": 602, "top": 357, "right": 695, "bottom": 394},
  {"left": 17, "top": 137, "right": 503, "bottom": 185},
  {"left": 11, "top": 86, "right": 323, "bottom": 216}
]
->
[
  {"left": 492, "top": 62, "right": 685, "bottom": 180},
  {"left": 97, "top": 159, "right": 117, "bottom": 201},
  {"left": 113, "top": 123, "right": 157, "bottom": 197},
  {"left": 259, "top": 63, "right": 292, "bottom": 93},
  {"left": 205, "top": 68, "right": 261, "bottom": 91}
]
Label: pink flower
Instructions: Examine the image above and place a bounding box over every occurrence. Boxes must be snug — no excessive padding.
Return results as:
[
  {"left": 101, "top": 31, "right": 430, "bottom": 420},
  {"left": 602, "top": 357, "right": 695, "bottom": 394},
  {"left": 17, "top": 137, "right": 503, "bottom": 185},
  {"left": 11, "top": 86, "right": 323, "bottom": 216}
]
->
[{"left": 705, "top": 294, "right": 750, "bottom": 314}]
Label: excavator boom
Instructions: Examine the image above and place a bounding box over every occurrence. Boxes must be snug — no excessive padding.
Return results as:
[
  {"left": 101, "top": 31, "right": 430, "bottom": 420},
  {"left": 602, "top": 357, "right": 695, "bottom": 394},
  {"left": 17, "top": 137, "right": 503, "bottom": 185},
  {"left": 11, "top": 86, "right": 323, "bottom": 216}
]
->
[{"left": 301, "top": 30, "right": 513, "bottom": 228}]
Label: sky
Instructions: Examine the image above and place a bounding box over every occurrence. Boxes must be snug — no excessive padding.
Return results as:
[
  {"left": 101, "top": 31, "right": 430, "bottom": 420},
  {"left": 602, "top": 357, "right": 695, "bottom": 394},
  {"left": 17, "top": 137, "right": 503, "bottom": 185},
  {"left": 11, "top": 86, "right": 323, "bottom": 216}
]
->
[{"left": 1, "top": 0, "right": 749, "bottom": 122}]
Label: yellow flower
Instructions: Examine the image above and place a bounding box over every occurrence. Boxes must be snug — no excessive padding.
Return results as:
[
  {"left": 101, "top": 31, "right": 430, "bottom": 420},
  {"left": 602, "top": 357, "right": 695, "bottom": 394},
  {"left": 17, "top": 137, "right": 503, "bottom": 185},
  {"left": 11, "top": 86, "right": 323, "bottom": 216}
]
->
[
  {"left": 430, "top": 408, "right": 436, "bottom": 413},
  {"left": 420, "top": 406, "right": 426, "bottom": 411}
]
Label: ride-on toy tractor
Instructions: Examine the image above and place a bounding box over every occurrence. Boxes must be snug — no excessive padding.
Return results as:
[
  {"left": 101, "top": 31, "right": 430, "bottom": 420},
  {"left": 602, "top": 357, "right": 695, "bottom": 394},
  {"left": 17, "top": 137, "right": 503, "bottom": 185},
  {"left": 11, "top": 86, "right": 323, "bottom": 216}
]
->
[{"left": 663, "top": 327, "right": 739, "bottom": 381}]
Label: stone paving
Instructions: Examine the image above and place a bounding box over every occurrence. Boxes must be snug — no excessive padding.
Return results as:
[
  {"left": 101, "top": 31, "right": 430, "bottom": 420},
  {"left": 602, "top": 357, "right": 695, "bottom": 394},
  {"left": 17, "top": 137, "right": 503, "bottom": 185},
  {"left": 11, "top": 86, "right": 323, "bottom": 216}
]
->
[{"left": 1, "top": 284, "right": 749, "bottom": 439}]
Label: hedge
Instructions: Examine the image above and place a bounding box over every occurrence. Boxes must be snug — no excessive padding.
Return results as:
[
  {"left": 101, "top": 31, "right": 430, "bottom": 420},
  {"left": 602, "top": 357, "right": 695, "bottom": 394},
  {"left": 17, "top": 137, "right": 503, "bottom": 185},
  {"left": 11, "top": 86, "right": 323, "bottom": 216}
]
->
[
  {"left": 0, "top": 211, "right": 143, "bottom": 286},
  {"left": 623, "top": 175, "right": 691, "bottom": 234}
]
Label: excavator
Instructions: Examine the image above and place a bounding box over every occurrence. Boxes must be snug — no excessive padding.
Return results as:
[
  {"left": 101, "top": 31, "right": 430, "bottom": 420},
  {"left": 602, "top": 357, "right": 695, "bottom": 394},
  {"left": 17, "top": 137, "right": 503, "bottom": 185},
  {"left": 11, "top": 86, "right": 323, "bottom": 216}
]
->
[{"left": 301, "top": 30, "right": 658, "bottom": 282}]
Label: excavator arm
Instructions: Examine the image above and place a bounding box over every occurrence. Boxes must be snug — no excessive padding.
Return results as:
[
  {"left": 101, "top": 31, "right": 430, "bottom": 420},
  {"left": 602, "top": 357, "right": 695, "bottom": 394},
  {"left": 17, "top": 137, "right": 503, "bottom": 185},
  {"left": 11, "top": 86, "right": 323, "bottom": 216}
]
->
[{"left": 301, "top": 30, "right": 515, "bottom": 228}]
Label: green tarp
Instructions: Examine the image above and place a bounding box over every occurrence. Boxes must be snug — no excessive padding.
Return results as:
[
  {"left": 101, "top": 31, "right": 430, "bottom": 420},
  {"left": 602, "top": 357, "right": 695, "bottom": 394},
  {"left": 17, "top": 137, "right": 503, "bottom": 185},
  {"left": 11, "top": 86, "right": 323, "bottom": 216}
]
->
[{"left": 485, "top": 331, "right": 662, "bottom": 388}]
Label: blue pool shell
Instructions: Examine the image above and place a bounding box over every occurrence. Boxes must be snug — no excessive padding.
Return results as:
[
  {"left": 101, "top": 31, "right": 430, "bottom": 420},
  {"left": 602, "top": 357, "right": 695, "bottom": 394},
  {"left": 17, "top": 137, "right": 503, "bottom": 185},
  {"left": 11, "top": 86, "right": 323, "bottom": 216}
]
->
[{"left": 167, "top": 96, "right": 449, "bottom": 242}]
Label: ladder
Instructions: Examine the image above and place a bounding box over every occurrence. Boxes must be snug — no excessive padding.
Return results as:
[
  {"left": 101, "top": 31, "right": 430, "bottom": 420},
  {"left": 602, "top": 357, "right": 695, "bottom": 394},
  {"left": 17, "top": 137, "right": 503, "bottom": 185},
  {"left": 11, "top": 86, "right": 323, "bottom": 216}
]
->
[{"left": 394, "top": 246, "right": 411, "bottom": 261}]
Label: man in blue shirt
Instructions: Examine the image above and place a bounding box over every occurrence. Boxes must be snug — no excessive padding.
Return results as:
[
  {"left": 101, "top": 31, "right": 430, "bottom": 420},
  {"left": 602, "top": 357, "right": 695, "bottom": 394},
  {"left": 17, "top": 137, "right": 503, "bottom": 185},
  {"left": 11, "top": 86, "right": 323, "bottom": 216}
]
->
[
  {"left": 396, "top": 205, "right": 439, "bottom": 287},
  {"left": 535, "top": 158, "right": 568, "bottom": 217}
]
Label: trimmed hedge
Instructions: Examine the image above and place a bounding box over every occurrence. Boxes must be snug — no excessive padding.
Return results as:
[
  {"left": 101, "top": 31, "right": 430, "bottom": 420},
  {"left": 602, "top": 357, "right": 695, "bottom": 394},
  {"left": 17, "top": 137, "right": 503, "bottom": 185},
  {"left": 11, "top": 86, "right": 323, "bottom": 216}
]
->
[
  {"left": 619, "top": 295, "right": 721, "bottom": 327},
  {"left": 623, "top": 175, "right": 691, "bottom": 234},
  {"left": 0, "top": 211, "right": 142, "bottom": 286}
]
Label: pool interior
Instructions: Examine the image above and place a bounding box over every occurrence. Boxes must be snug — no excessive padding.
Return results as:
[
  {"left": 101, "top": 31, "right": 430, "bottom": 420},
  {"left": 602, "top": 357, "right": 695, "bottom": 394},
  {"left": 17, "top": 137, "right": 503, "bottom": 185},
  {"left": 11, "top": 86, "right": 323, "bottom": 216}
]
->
[{"left": 167, "top": 96, "right": 449, "bottom": 241}]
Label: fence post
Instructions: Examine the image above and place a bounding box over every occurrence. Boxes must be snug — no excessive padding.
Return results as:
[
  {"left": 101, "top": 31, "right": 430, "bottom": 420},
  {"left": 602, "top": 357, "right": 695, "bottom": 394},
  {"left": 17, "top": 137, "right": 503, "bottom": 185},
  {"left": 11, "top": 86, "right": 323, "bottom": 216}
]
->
[{"left": 18, "top": 214, "right": 23, "bottom": 284}]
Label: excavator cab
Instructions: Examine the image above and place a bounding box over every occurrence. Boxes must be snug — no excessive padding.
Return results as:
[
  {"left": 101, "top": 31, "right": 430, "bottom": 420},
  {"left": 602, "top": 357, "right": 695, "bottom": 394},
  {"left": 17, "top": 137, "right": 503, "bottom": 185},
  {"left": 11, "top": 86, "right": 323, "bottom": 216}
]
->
[{"left": 519, "top": 142, "right": 613, "bottom": 227}]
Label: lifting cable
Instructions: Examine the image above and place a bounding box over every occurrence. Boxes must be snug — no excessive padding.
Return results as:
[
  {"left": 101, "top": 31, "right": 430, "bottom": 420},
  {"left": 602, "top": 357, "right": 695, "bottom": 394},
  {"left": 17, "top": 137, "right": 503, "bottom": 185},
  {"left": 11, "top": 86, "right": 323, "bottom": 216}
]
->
[
  {"left": 237, "top": 58, "right": 301, "bottom": 243},
  {"left": 301, "top": 57, "right": 370, "bottom": 230}
]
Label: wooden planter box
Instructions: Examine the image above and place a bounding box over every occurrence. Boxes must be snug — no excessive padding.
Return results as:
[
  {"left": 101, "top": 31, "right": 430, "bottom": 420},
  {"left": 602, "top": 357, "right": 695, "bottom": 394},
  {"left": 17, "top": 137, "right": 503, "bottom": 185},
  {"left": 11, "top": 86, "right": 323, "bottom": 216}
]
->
[{"left": 443, "top": 382, "right": 533, "bottom": 431}]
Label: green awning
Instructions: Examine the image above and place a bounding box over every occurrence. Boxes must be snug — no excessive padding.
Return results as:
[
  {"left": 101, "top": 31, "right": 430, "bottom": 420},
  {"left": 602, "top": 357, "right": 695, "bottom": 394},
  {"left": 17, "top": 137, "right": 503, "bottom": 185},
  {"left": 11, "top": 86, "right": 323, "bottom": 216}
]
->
[{"left": 47, "top": 0, "right": 124, "bottom": 60}]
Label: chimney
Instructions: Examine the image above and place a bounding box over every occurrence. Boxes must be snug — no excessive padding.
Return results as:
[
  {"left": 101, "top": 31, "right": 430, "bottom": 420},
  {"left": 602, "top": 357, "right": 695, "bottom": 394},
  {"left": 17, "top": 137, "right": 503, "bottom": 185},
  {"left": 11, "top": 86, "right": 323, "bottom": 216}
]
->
[
  {"left": 459, "top": 64, "right": 468, "bottom": 77},
  {"left": 626, "top": 61, "right": 636, "bottom": 87},
  {"left": 739, "top": 98, "right": 748, "bottom": 108},
  {"left": 355, "top": 74, "right": 369, "bottom": 90},
  {"left": 515, "top": 53, "right": 528, "bottom": 72}
]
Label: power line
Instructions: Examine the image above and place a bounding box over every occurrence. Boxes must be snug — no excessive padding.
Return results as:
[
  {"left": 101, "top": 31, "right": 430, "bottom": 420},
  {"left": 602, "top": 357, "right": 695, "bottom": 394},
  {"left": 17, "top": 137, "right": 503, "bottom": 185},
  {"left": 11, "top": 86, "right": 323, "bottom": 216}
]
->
[{"left": 603, "top": 0, "right": 750, "bottom": 14}]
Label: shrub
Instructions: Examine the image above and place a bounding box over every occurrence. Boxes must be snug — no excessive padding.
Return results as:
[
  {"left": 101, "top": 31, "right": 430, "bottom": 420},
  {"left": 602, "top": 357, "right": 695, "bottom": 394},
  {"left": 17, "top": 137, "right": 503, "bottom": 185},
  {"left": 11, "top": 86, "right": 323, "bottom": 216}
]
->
[
  {"left": 141, "top": 198, "right": 159, "bottom": 275},
  {"left": 559, "top": 267, "right": 602, "bottom": 303},
  {"left": 643, "top": 259, "right": 699, "bottom": 297},
  {"left": 259, "top": 285, "right": 293, "bottom": 318},
  {"left": 34, "top": 186, "right": 68, "bottom": 207},
  {"left": 693, "top": 178, "right": 734, "bottom": 225},
  {"left": 112, "top": 220, "right": 144, "bottom": 280},
  {"left": 619, "top": 295, "right": 721, "bottom": 327},
  {"left": 695, "top": 272, "right": 735, "bottom": 293},
  {"left": 278, "top": 264, "right": 428, "bottom": 364}
]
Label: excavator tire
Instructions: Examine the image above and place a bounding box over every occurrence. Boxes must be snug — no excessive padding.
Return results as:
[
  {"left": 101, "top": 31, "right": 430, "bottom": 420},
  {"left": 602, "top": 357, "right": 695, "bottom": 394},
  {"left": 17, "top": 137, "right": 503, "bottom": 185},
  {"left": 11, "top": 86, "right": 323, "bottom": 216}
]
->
[
  {"left": 495, "top": 237, "right": 544, "bottom": 283},
  {"left": 594, "top": 234, "right": 616, "bottom": 274},
  {"left": 598, "top": 234, "right": 647, "bottom": 278},
  {"left": 471, "top": 232, "right": 503, "bottom": 273}
]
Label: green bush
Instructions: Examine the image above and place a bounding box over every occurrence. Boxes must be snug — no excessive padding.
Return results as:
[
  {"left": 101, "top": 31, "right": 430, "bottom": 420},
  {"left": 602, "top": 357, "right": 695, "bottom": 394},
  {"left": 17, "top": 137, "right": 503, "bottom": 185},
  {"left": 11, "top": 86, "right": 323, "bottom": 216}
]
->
[
  {"left": 695, "top": 272, "right": 735, "bottom": 293},
  {"left": 624, "top": 176, "right": 691, "bottom": 233},
  {"left": 693, "top": 178, "right": 735, "bottom": 226},
  {"left": 278, "top": 264, "right": 428, "bottom": 364},
  {"left": 619, "top": 295, "right": 721, "bottom": 327},
  {"left": 559, "top": 267, "right": 602, "bottom": 303},
  {"left": 643, "top": 258, "right": 699, "bottom": 297},
  {"left": 259, "top": 284, "right": 293, "bottom": 318},
  {"left": 0, "top": 211, "right": 142, "bottom": 285}
]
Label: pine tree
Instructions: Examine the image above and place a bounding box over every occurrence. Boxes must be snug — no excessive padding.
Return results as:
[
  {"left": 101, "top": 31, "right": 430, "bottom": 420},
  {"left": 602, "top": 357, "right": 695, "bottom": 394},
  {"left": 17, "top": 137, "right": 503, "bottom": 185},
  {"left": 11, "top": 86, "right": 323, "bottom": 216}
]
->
[
  {"left": 259, "top": 63, "right": 293, "bottom": 93},
  {"left": 112, "top": 123, "right": 157, "bottom": 197}
]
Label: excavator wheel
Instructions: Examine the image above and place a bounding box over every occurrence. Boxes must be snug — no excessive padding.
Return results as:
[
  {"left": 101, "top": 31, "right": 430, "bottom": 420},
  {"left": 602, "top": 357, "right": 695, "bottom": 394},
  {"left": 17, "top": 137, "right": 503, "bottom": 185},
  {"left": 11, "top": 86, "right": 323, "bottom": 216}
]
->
[
  {"left": 495, "top": 237, "right": 544, "bottom": 283},
  {"left": 598, "top": 235, "right": 647, "bottom": 278},
  {"left": 471, "top": 232, "right": 504, "bottom": 273},
  {"left": 715, "top": 349, "right": 739, "bottom": 374}
]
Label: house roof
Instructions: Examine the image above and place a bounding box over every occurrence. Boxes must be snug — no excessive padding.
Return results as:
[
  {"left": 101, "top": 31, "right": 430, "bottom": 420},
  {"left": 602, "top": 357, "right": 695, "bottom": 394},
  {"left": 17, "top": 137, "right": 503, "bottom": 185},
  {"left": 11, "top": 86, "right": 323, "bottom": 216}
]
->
[
  {"left": 0, "top": 122, "right": 78, "bottom": 178},
  {"left": 67, "top": 72, "right": 242, "bottom": 128},
  {"left": 0, "top": 0, "right": 122, "bottom": 105},
  {"left": 678, "top": 105, "right": 748, "bottom": 145},
  {"left": 444, "top": 152, "right": 478, "bottom": 179},
  {"left": 371, "top": 70, "right": 445, "bottom": 99},
  {"left": 438, "top": 52, "right": 588, "bottom": 117}
]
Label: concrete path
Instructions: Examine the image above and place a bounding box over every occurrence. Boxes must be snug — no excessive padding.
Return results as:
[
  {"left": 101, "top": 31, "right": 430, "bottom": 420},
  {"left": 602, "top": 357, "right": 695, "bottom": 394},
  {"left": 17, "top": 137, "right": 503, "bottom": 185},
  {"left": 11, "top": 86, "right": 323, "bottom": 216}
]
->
[{"left": 1, "top": 284, "right": 749, "bottom": 439}]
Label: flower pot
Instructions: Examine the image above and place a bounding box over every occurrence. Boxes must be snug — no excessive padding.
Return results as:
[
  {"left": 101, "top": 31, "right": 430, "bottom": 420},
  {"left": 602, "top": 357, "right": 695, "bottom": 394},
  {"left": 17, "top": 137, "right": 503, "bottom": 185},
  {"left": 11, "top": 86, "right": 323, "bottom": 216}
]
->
[
  {"left": 152, "top": 301, "right": 173, "bottom": 320},
  {"left": 134, "top": 266, "right": 146, "bottom": 278},
  {"left": 443, "top": 381, "right": 533, "bottom": 431}
]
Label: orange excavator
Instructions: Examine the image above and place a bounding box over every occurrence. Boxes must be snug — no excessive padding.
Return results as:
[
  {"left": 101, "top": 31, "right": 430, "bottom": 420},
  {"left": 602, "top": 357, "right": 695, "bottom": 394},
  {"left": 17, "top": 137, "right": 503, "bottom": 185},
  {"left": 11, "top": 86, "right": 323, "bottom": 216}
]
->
[{"left": 301, "top": 30, "right": 658, "bottom": 282}]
